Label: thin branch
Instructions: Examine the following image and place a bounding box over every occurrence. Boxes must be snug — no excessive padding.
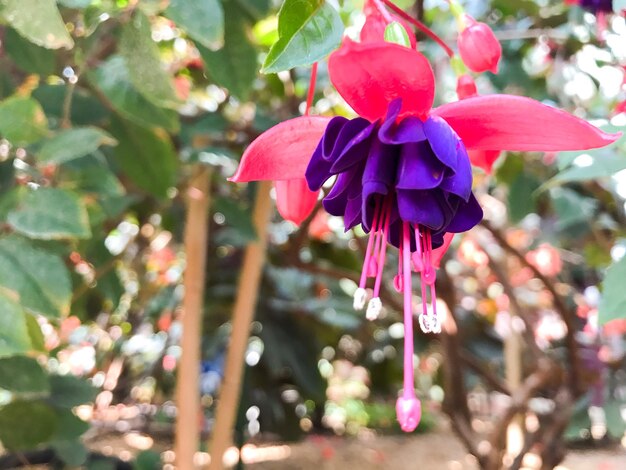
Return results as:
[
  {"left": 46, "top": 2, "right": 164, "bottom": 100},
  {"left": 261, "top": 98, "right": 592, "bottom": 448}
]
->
[
  {"left": 480, "top": 220, "right": 581, "bottom": 396},
  {"left": 459, "top": 352, "right": 511, "bottom": 395}
]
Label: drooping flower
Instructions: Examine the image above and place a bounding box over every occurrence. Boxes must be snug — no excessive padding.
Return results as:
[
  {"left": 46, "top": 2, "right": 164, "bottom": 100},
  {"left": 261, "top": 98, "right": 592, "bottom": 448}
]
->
[
  {"left": 457, "top": 15, "right": 502, "bottom": 74},
  {"left": 232, "top": 25, "right": 619, "bottom": 435}
]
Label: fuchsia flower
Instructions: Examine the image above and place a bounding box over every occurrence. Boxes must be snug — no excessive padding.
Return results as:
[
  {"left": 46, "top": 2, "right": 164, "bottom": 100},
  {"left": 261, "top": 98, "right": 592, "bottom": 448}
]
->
[
  {"left": 457, "top": 15, "right": 502, "bottom": 74},
  {"left": 231, "top": 22, "right": 619, "bottom": 434}
]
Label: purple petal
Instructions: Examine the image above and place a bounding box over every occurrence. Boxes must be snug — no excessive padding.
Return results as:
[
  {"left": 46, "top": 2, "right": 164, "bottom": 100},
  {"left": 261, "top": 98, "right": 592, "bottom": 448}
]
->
[
  {"left": 305, "top": 143, "right": 334, "bottom": 190},
  {"left": 396, "top": 141, "right": 445, "bottom": 190},
  {"left": 423, "top": 116, "right": 458, "bottom": 170},
  {"left": 397, "top": 190, "right": 447, "bottom": 231},
  {"left": 446, "top": 193, "right": 483, "bottom": 233},
  {"left": 330, "top": 120, "right": 377, "bottom": 173},
  {"left": 344, "top": 195, "right": 363, "bottom": 230},
  {"left": 321, "top": 116, "right": 349, "bottom": 161},
  {"left": 380, "top": 116, "right": 426, "bottom": 144},
  {"left": 362, "top": 139, "right": 398, "bottom": 189},
  {"left": 439, "top": 143, "right": 472, "bottom": 201}
]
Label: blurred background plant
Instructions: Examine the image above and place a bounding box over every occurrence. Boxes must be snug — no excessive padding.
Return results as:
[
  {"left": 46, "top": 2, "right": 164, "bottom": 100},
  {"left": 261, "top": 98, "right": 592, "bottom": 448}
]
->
[{"left": 0, "top": 0, "right": 624, "bottom": 469}]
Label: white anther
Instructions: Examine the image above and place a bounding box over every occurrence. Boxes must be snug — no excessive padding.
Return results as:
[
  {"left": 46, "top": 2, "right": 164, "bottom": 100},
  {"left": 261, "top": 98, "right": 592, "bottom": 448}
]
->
[
  {"left": 366, "top": 297, "right": 382, "bottom": 321},
  {"left": 353, "top": 287, "right": 367, "bottom": 310},
  {"left": 418, "top": 314, "right": 441, "bottom": 334}
]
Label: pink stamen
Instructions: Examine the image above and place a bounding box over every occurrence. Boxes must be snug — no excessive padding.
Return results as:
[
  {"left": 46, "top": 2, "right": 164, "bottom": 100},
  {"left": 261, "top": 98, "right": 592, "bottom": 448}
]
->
[
  {"left": 358, "top": 200, "right": 382, "bottom": 289},
  {"left": 401, "top": 222, "right": 414, "bottom": 395},
  {"left": 372, "top": 197, "right": 392, "bottom": 298},
  {"left": 395, "top": 221, "right": 421, "bottom": 432}
]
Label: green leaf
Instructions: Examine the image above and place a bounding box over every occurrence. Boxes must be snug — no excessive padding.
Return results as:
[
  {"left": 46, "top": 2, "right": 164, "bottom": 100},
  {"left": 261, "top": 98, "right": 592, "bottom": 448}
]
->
[
  {"left": 508, "top": 173, "right": 540, "bottom": 223},
  {"left": 37, "top": 127, "right": 117, "bottom": 165},
  {"left": 4, "top": 28, "right": 56, "bottom": 75},
  {"left": 198, "top": 4, "right": 258, "bottom": 100},
  {"left": 598, "top": 257, "right": 626, "bottom": 325},
  {"left": 262, "top": 0, "right": 343, "bottom": 73},
  {"left": 0, "top": 400, "right": 58, "bottom": 450},
  {"left": 0, "top": 236, "right": 72, "bottom": 318},
  {"left": 0, "top": 355, "right": 49, "bottom": 394},
  {"left": 0, "top": 0, "right": 73, "bottom": 49},
  {"left": 119, "top": 11, "right": 180, "bottom": 108},
  {"left": 0, "top": 292, "right": 32, "bottom": 358},
  {"left": 109, "top": 116, "right": 178, "bottom": 198},
  {"left": 0, "top": 96, "right": 49, "bottom": 145},
  {"left": 165, "top": 0, "right": 224, "bottom": 50},
  {"left": 88, "top": 57, "right": 179, "bottom": 132},
  {"left": 8, "top": 187, "right": 91, "bottom": 240},
  {"left": 134, "top": 450, "right": 162, "bottom": 470},
  {"left": 33, "top": 84, "right": 110, "bottom": 127},
  {"left": 52, "top": 440, "right": 89, "bottom": 467},
  {"left": 58, "top": 0, "right": 93, "bottom": 7},
  {"left": 25, "top": 312, "right": 46, "bottom": 352},
  {"left": 49, "top": 374, "right": 98, "bottom": 408},
  {"left": 52, "top": 408, "right": 90, "bottom": 441},
  {"left": 544, "top": 154, "right": 626, "bottom": 189}
]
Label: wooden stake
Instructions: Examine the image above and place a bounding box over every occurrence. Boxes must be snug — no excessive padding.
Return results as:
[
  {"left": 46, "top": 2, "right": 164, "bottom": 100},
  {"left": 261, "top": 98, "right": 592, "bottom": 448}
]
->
[
  {"left": 208, "top": 181, "right": 273, "bottom": 470},
  {"left": 175, "top": 166, "right": 212, "bottom": 470}
]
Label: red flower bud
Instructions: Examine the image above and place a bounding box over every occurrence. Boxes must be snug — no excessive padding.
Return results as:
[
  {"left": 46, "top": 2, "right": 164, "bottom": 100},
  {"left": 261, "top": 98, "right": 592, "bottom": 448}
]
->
[
  {"left": 455, "top": 74, "right": 477, "bottom": 99},
  {"left": 457, "top": 16, "right": 502, "bottom": 74}
]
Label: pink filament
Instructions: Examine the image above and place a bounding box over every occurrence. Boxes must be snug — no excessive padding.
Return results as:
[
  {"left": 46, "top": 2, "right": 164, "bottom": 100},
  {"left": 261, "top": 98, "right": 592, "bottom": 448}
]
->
[
  {"left": 402, "top": 221, "right": 415, "bottom": 396},
  {"left": 373, "top": 197, "right": 392, "bottom": 297},
  {"left": 358, "top": 200, "right": 382, "bottom": 289}
]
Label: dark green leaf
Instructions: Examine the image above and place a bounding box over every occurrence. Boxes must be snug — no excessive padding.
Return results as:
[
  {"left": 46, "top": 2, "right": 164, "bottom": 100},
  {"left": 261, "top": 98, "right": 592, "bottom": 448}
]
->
[
  {"left": 0, "top": 236, "right": 72, "bottom": 318},
  {"left": 598, "top": 256, "right": 626, "bottom": 325},
  {"left": 165, "top": 0, "right": 224, "bottom": 49},
  {"left": 119, "top": 12, "right": 180, "bottom": 108},
  {"left": 134, "top": 450, "right": 162, "bottom": 470},
  {"left": 0, "top": 355, "right": 48, "bottom": 394},
  {"left": 52, "top": 440, "right": 89, "bottom": 467},
  {"left": 49, "top": 374, "right": 98, "bottom": 408},
  {"left": 25, "top": 312, "right": 46, "bottom": 352},
  {"left": 545, "top": 154, "right": 626, "bottom": 189},
  {"left": 37, "top": 127, "right": 117, "bottom": 165},
  {"left": 8, "top": 187, "right": 91, "bottom": 240},
  {"left": 508, "top": 173, "right": 540, "bottom": 223},
  {"left": 0, "top": 291, "right": 32, "bottom": 358},
  {"left": 109, "top": 116, "right": 178, "bottom": 198},
  {"left": 198, "top": 4, "right": 258, "bottom": 100},
  {"left": 88, "top": 57, "right": 179, "bottom": 132},
  {"left": 0, "top": 96, "right": 49, "bottom": 145},
  {"left": 262, "top": 0, "right": 343, "bottom": 73},
  {"left": 0, "top": 0, "right": 73, "bottom": 49},
  {"left": 33, "top": 85, "right": 110, "bottom": 127},
  {"left": 52, "top": 408, "right": 90, "bottom": 441},
  {"left": 0, "top": 400, "right": 57, "bottom": 450},
  {"left": 4, "top": 28, "right": 56, "bottom": 75}
]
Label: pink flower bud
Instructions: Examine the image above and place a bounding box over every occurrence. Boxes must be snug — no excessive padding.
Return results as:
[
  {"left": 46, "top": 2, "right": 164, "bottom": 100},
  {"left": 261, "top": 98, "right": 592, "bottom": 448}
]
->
[
  {"left": 457, "top": 16, "right": 502, "bottom": 74},
  {"left": 274, "top": 178, "right": 319, "bottom": 225},
  {"left": 396, "top": 395, "right": 421, "bottom": 432},
  {"left": 456, "top": 74, "right": 477, "bottom": 99}
]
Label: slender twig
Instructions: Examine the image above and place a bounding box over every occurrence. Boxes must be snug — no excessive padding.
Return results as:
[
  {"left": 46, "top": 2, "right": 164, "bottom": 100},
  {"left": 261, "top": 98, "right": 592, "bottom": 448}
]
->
[
  {"left": 209, "top": 181, "right": 273, "bottom": 470},
  {"left": 175, "top": 166, "right": 212, "bottom": 470},
  {"left": 459, "top": 353, "right": 511, "bottom": 395}
]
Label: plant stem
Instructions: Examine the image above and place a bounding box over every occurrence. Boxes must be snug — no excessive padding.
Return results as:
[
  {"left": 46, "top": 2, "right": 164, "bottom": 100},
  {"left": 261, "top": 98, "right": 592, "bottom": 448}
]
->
[
  {"left": 174, "top": 166, "right": 212, "bottom": 470},
  {"left": 208, "top": 181, "right": 273, "bottom": 470}
]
